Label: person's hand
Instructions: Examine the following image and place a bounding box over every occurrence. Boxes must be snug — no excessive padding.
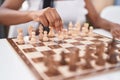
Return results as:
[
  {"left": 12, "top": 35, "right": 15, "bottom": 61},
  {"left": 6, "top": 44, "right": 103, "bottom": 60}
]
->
[
  {"left": 110, "top": 23, "right": 120, "bottom": 39},
  {"left": 29, "top": 7, "right": 63, "bottom": 31}
]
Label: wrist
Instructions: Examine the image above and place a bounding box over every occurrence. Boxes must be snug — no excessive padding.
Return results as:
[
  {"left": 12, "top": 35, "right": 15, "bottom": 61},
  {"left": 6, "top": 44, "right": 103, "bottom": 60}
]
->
[
  {"left": 27, "top": 11, "right": 34, "bottom": 21},
  {"left": 28, "top": 11, "right": 41, "bottom": 22}
]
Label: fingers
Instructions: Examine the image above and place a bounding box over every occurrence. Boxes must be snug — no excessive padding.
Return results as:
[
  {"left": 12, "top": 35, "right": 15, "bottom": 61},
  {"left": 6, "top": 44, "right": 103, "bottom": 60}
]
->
[
  {"left": 44, "top": 7, "right": 63, "bottom": 31},
  {"left": 44, "top": 9, "right": 55, "bottom": 28},
  {"left": 50, "top": 8, "right": 63, "bottom": 31},
  {"left": 111, "top": 29, "right": 120, "bottom": 39},
  {"left": 31, "top": 7, "right": 63, "bottom": 32},
  {"left": 32, "top": 7, "right": 63, "bottom": 31},
  {"left": 39, "top": 15, "right": 49, "bottom": 27}
]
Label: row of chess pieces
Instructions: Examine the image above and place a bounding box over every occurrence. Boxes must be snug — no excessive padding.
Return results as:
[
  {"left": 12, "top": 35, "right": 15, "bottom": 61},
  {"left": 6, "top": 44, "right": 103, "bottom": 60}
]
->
[{"left": 17, "top": 22, "right": 94, "bottom": 44}]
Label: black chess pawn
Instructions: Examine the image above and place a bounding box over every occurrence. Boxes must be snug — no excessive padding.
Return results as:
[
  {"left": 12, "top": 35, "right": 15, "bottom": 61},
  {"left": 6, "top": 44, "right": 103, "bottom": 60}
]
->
[
  {"left": 96, "top": 56, "right": 106, "bottom": 66},
  {"left": 60, "top": 51, "right": 67, "bottom": 65},
  {"left": 95, "top": 43, "right": 106, "bottom": 66},
  {"left": 74, "top": 48, "right": 81, "bottom": 62},
  {"left": 82, "top": 46, "right": 94, "bottom": 69},
  {"left": 45, "top": 55, "right": 60, "bottom": 76},
  {"left": 69, "top": 53, "right": 77, "bottom": 71},
  {"left": 107, "top": 52, "right": 119, "bottom": 64},
  {"left": 107, "top": 41, "right": 119, "bottom": 64},
  {"left": 82, "top": 58, "right": 93, "bottom": 69}
]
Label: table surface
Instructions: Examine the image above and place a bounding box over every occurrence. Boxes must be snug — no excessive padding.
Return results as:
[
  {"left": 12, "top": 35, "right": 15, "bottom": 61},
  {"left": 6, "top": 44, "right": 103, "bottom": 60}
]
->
[{"left": 0, "top": 35, "right": 120, "bottom": 80}]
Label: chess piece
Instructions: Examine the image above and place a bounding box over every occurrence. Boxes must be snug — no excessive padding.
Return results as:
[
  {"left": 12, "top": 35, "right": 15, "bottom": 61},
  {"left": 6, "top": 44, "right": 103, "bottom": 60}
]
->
[
  {"left": 80, "top": 27, "right": 87, "bottom": 36},
  {"left": 107, "top": 40, "right": 119, "bottom": 64},
  {"left": 44, "top": 56, "right": 49, "bottom": 66},
  {"left": 82, "top": 46, "right": 94, "bottom": 69},
  {"left": 46, "top": 56, "right": 59, "bottom": 76},
  {"left": 17, "top": 28, "right": 23, "bottom": 33},
  {"left": 58, "top": 31, "right": 64, "bottom": 41},
  {"left": 95, "top": 43, "right": 106, "bottom": 66},
  {"left": 72, "top": 27, "right": 78, "bottom": 37},
  {"left": 30, "top": 31, "right": 37, "bottom": 43},
  {"left": 28, "top": 26, "right": 34, "bottom": 40},
  {"left": 38, "top": 25, "right": 43, "bottom": 41},
  {"left": 68, "top": 22, "right": 73, "bottom": 35},
  {"left": 60, "top": 51, "right": 67, "bottom": 65},
  {"left": 75, "top": 21, "right": 81, "bottom": 35},
  {"left": 74, "top": 48, "right": 80, "bottom": 62},
  {"left": 107, "top": 52, "right": 119, "bottom": 64},
  {"left": 17, "top": 28, "right": 25, "bottom": 44},
  {"left": 75, "top": 21, "right": 81, "bottom": 30},
  {"left": 48, "top": 26, "right": 55, "bottom": 38},
  {"left": 62, "top": 29, "right": 68, "bottom": 38},
  {"left": 43, "top": 31, "right": 49, "bottom": 42},
  {"left": 69, "top": 51, "right": 77, "bottom": 71},
  {"left": 83, "top": 23, "right": 89, "bottom": 33},
  {"left": 88, "top": 26, "right": 94, "bottom": 36}
]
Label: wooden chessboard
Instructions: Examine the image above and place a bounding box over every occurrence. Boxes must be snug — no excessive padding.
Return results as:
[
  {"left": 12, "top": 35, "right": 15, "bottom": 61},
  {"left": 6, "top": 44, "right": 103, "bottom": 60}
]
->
[{"left": 7, "top": 33, "right": 120, "bottom": 80}]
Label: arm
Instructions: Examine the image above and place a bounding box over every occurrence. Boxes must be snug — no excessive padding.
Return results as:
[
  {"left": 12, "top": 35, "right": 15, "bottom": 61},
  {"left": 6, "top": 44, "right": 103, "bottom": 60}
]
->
[
  {"left": 84, "top": 0, "right": 120, "bottom": 38},
  {"left": 0, "top": 7, "right": 32, "bottom": 26},
  {"left": 0, "top": 0, "right": 63, "bottom": 31},
  {"left": 0, "top": 0, "right": 32, "bottom": 26}
]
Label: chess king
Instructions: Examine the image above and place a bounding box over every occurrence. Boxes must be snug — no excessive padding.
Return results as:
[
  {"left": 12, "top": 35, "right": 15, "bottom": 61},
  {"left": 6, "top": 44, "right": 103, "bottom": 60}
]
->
[{"left": 0, "top": 0, "right": 120, "bottom": 39}]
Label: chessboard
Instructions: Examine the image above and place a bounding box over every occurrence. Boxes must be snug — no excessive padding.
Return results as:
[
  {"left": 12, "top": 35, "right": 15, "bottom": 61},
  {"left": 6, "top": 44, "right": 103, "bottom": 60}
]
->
[{"left": 7, "top": 23, "right": 120, "bottom": 80}]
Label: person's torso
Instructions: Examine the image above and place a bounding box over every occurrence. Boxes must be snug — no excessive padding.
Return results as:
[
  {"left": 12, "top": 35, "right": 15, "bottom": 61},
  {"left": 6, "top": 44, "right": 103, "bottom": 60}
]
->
[{"left": 54, "top": 0, "right": 88, "bottom": 26}]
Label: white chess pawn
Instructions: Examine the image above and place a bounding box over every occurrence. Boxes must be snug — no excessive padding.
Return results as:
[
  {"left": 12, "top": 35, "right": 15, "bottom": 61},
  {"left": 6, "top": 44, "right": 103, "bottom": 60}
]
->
[
  {"left": 58, "top": 31, "right": 64, "bottom": 41},
  {"left": 72, "top": 27, "right": 78, "bottom": 37},
  {"left": 17, "top": 32, "right": 25, "bottom": 44},
  {"left": 80, "top": 27, "right": 87, "bottom": 36},
  {"left": 28, "top": 26, "right": 34, "bottom": 40},
  {"left": 75, "top": 21, "right": 81, "bottom": 30},
  {"left": 39, "top": 31, "right": 43, "bottom": 41},
  {"left": 68, "top": 22, "right": 73, "bottom": 35},
  {"left": 43, "top": 31, "right": 49, "bottom": 42},
  {"left": 30, "top": 31, "right": 37, "bottom": 43},
  {"left": 17, "top": 28, "right": 23, "bottom": 33},
  {"left": 83, "top": 23, "right": 89, "bottom": 33},
  {"left": 75, "top": 21, "right": 81, "bottom": 35},
  {"left": 69, "top": 22, "right": 73, "bottom": 28},
  {"left": 88, "top": 26, "right": 94, "bottom": 36},
  {"left": 63, "top": 29, "right": 68, "bottom": 38},
  {"left": 38, "top": 25, "right": 43, "bottom": 41},
  {"left": 48, "top": 27, "right": 55, "bottom": 37}
]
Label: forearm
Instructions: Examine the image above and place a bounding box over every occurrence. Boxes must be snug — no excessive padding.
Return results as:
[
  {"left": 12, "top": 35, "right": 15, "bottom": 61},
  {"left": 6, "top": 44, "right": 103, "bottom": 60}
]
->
[
  {"left": 87, "top": 14, "right": 112, "bottom": 31},
  {"left": 85, "top": 0, "right": 112, "bottom": 31},
  {"left": 0, "top": 7, "right": 32, "bottom": 26}
]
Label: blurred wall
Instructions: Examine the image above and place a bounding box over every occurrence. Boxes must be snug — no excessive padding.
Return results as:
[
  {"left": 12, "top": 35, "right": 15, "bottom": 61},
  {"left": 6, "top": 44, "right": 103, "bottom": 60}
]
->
[{"left": 91, "top": 0, "right": 114, "bottom": 13}]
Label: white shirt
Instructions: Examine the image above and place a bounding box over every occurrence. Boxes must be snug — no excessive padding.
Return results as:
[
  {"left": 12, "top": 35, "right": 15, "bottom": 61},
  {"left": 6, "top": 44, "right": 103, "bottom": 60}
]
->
[{"left": 54, "top": 0, "right": 88, "bottom": 26}]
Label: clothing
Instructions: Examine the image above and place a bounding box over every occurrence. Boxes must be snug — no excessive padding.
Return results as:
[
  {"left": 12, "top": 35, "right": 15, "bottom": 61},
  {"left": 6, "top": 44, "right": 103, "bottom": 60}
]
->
[
  {"left": 114, "top": 0, "right": 120, "bottom": 5},
  {"left": 54, "top": 0, "right": 88, "bottom": 26}
]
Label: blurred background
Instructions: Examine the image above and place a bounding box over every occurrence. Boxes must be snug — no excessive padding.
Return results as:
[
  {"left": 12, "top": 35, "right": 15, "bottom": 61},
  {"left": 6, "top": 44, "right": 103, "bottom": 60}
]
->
[{"left": 0, "top": 0, "right": 120, "bottom": 38}]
